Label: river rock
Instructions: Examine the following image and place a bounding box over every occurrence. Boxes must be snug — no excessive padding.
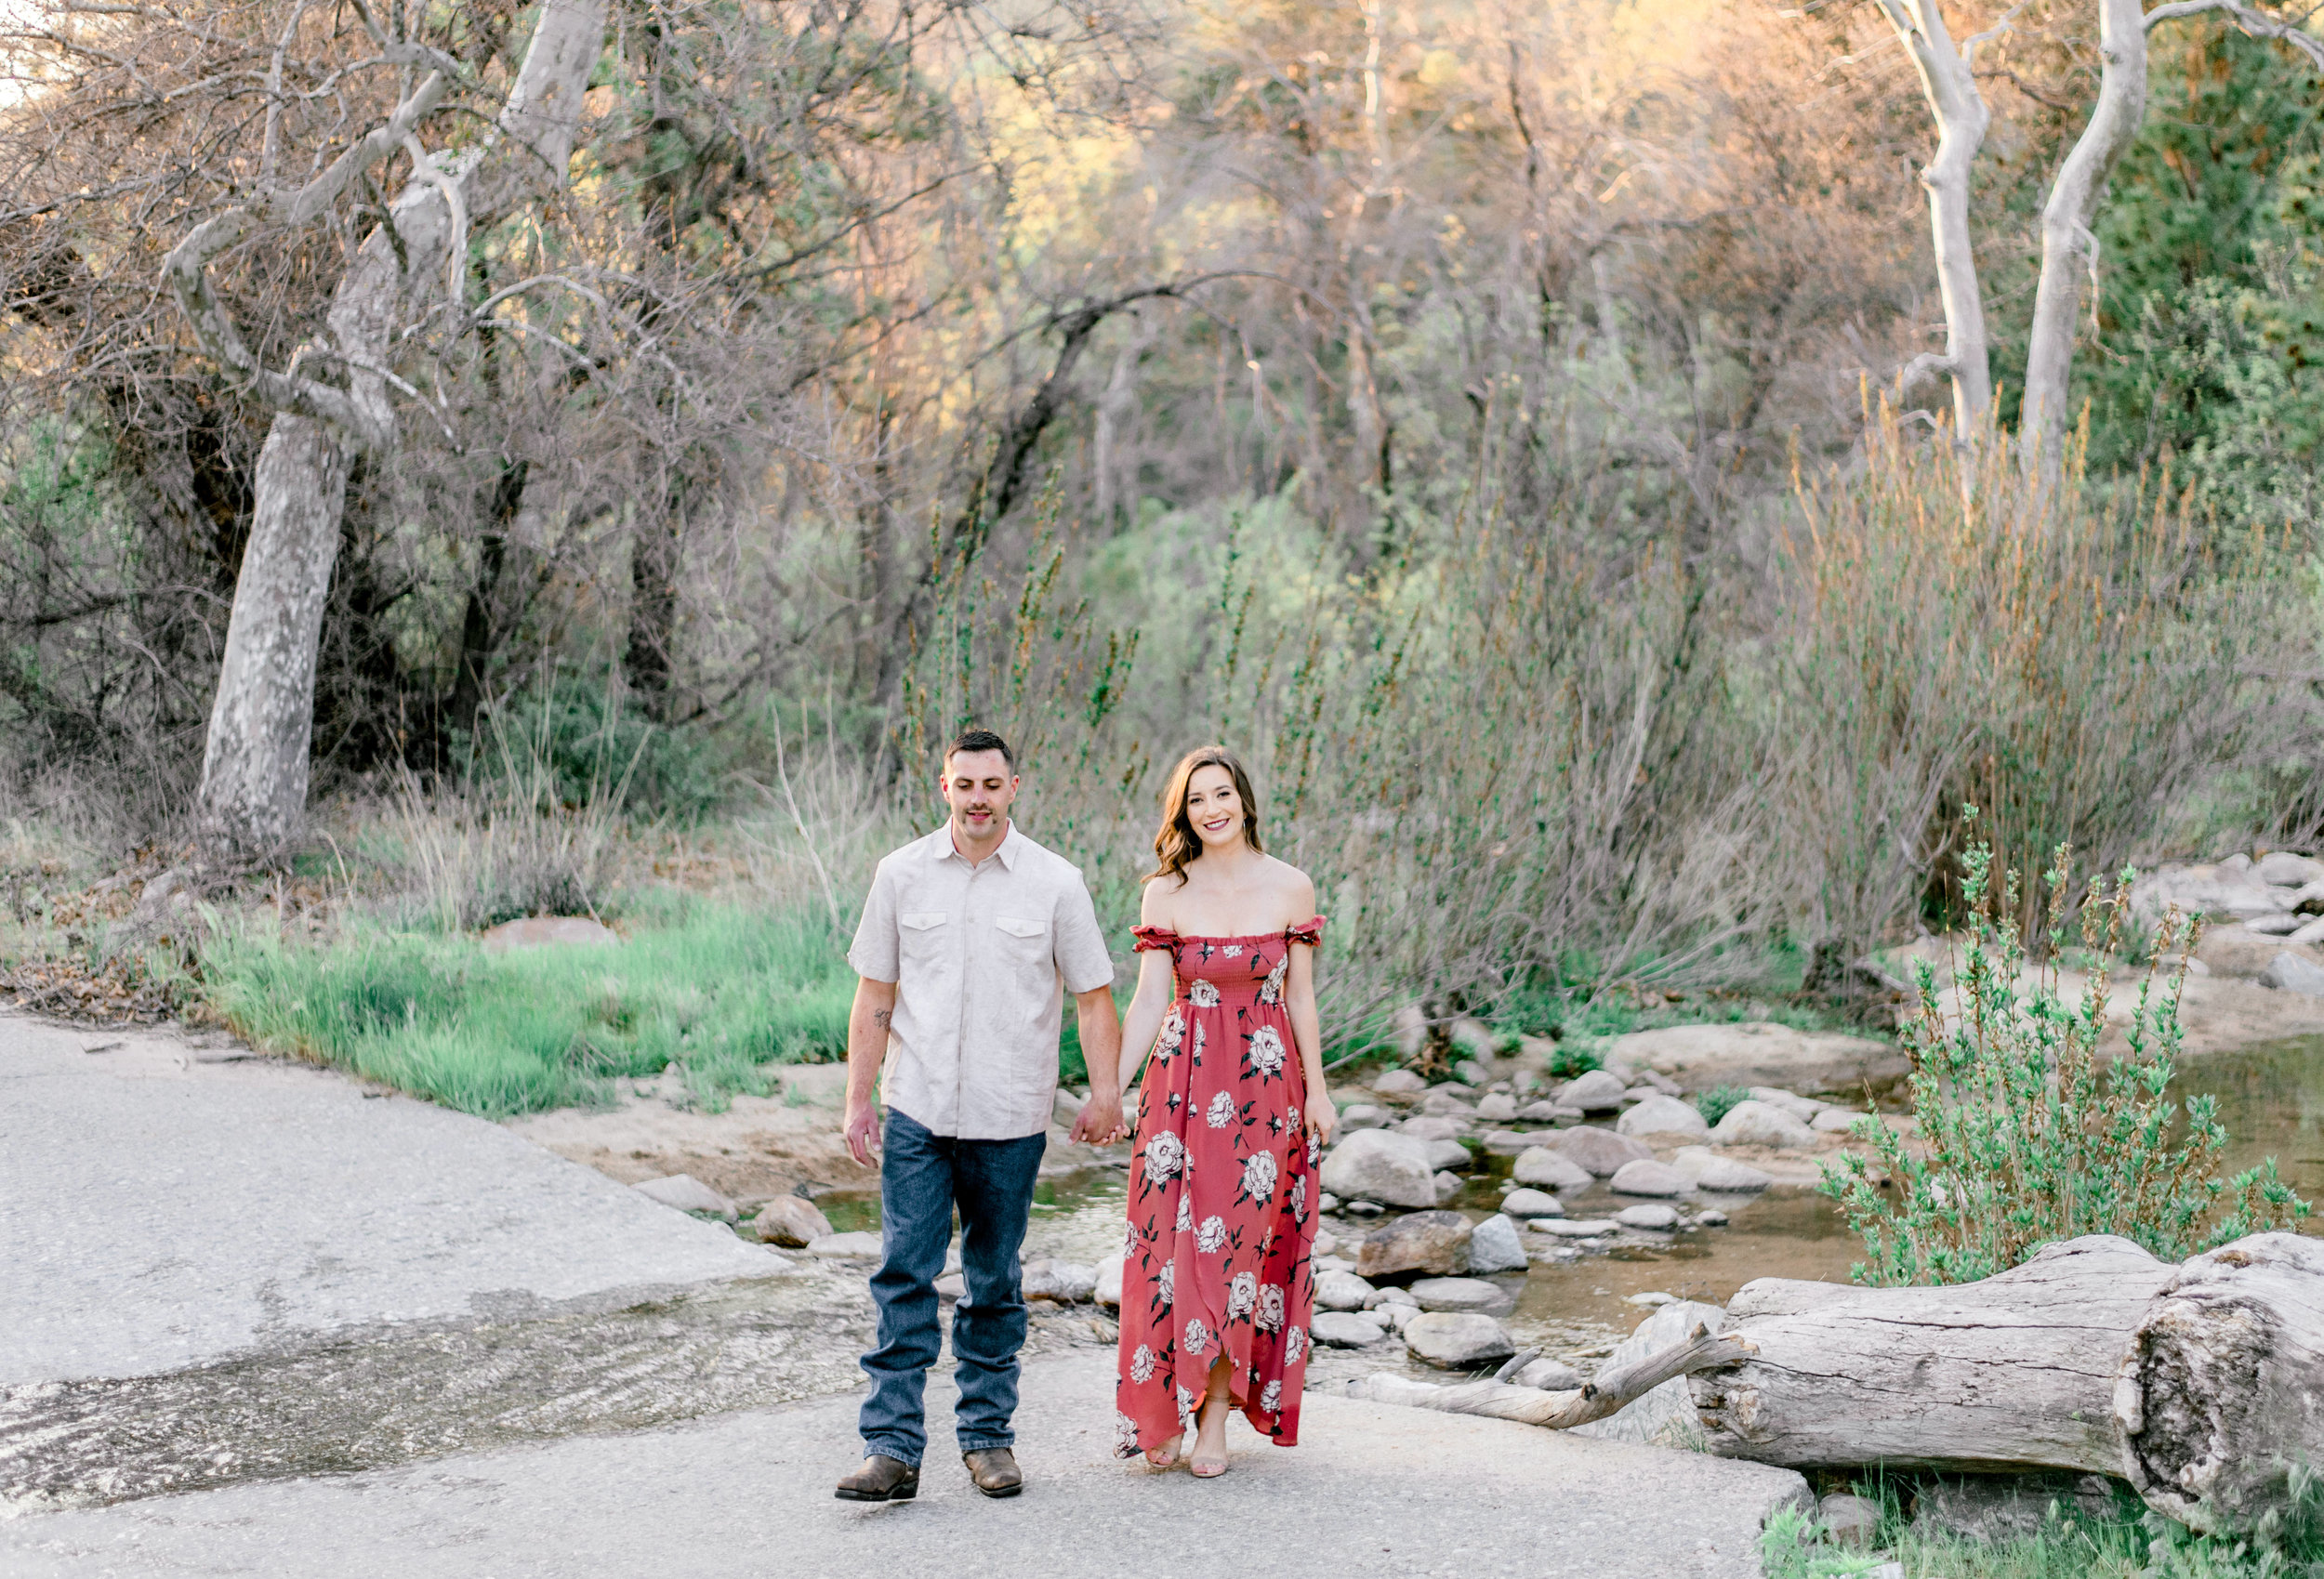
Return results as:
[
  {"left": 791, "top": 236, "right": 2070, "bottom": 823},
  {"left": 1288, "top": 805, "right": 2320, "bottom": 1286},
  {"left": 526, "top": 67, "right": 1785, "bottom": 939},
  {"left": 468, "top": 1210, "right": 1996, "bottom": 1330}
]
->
[
  {"left": 481, "top": 915, "right": 620, "bottom": 953},
  {"left": 1514, "top": 1099, "right": 1568, "bottom": 1123},
  {"left": 1371, "top": 1284, "right": 1419, "bottom": 1309},
  {"left": 1746, "top": 1086, "right": 1829, "bottom": 1121},
  {"left": 1709, "top": 1099, "right": 1818, "bottom": 1149},
  {"left": 1408, "top": 1276, "right": 1509, "bottom": 1313},
  {"left": 2248, "top": 914, "right": 2305, "bottom": 936},
  {"left": 1501, "top": 1187, "right": 1565, "bottom": 1217},
  {"left": 1571, "top": 1299, "right": 1728, "bottom": 1446},
  {"left": 1819, "top": 1493, "right": 1881, "bottom": 1546},
  {"left": 1609, "top": 1160, "right": 1686, "bottom": 1197},
  {"left": 1512, "top": 1147, "right": 1595, "bottom": 1190},
  {"left": 2259, "top": 851, "right": 2324, "bottom": 888},
  {"left": 1370, "top": 1068, "right": 1426, "bottom": 1096},
  {"left": 1423, "top": 1138, "right": 1473, "bottom": 1171},
  {"left": 1320, "top": 1129, "right": 1439, "bottom": 1209},
  {"left": 1473, "top": 1091, "right": 1518, "bottom": 1123},
  {"left": 1312, "top": 1310, "right": 1390, "bottom": 1348},
  {"left": 803, "top": 1230, "right": 884, "bottom": 1258},
  {"left": 1403, "top": 1311, "right": 1516, "bottom": 1368},
  {"left": 632, "top": 1173, "right": 736, "bottom": 1219},
  {"left": 1616, "top": 1204, "right": 1680, "bottom": 1230},
  {"left": 1477, "top": 1130, "right": 1536, "bottom": 1154},
  {"left": 1467, "top": 1213, "right": 1529, "bottom": 1272},
  {"left": 1433, "top": 1171, "right": 1464, "bottom": 1204},
  {"left": 1339, "top": 1103, "right": 1392, "bottom": 1130},
  {"left": 1538, "top": 1217, "right": 1620, "bottom": 1237},
  {"left": 1549, "top": 1126, "right": 1653, "bottom": 1176},
  {"left": 1610, "top": 1021, "right": 1906, "bottom": 1096},
  {"left": 2261, "top": 952, "right": 2324, "bottom": 996},
  {"left": 1023, "top": 1259, "right": 1096, "bottom": 1303},
  {"left": 1514, "top": 1356, "right": 1584, "bottom": 1390},
  {"left": 1811, "top": 1108, "right": 1868, "bottom": 1133},
  {"left": 1314, "top": 1270, "right": 1378, "bottom": 1311},
  {"left": 1670, "top": 1146, "right": 1775, "bottom": 1192},
  {"left": 1400, "top": 1114, "right": 1468, "bottom": 1141},
  {"left": 1556, "top": 1069, "right": 1630, "bottom": 1112},
  {"left": 2133, "top": 863, "right": 2295, "bottom": 923},
  {"left": 1355, "top": 1209, "right": 1473, "bottom": 1279},
  {"left": 934, "top": 1271, "right": 966, "bottom": 1302},
  {"left": 1913, "top": 1473, "right": 2117, "bottom": 1543},
  {"left": 1616, "top": 1094, "right": 1710, "bottom": 1139},
  {"left": 746, "top": 1195, "right": 833, "bottom": 1246},
  {"left": 1698, "top": 1208, "right": 1729, "bottom": 1226},
  {"left": 2294, "top": 915, "right": 2324, "bottom": 944}
]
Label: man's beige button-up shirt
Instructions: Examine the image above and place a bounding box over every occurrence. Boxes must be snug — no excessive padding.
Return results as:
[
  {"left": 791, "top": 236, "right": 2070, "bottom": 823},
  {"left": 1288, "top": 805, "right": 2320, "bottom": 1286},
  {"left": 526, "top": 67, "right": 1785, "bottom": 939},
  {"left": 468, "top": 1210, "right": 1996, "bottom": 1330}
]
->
[{"left": 847, "top": 822, "right": 1116, "bottom": 1139}]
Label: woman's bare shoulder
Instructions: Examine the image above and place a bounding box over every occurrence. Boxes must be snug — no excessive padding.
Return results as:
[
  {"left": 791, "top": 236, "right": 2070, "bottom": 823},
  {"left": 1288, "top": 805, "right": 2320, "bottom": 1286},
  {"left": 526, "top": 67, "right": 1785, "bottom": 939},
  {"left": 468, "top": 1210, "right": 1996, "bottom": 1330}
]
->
[
  {"left": 1139, "top": 874, "right": 1187, "bottom": 925},
  {"left": 1263, "top": 857, "right": 1316, "bottom": 915}
]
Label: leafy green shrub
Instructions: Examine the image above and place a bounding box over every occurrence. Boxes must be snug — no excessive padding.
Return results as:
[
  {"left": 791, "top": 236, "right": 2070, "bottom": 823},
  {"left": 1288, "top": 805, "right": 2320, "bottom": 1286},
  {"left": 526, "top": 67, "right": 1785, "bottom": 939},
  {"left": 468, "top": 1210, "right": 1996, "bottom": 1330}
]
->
[
  {"left": 1695, "top": 1086, "right": 1750, "bottom": 1127},
  {"left": 1820, "top": 817, "right": 2309, "bottom": 1285}
]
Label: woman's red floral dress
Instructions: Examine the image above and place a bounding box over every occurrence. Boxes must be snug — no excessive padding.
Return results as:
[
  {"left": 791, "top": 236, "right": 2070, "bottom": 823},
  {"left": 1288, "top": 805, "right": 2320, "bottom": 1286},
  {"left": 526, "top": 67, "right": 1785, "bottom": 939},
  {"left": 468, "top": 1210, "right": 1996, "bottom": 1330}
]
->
[{"left": 1115, "top": 918, "right": 1325, "bottom": 1458}]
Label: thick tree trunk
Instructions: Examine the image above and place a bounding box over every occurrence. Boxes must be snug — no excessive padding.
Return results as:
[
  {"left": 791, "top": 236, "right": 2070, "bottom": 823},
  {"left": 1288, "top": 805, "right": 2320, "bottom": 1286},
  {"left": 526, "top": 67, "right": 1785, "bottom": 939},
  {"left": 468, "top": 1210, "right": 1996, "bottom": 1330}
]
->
[
  {"left": 180, "top": 0, "right": 604, "bottom": 857},
  {"left": 2119, "top": 1233, "right": 2324, "bottom": 1533},
  {"left": 2020, "top": 0, "right": 2148, "bottom": 480},
  {"left": 1355, "top": 1234, "right": 2324, "bottom": 1535},
  {"left": 1690, "top": 1235, "right": 2173, "bottom": 1475},
  {"left": 1875, "top": 0, "right": 1994, "bottom": 433}
]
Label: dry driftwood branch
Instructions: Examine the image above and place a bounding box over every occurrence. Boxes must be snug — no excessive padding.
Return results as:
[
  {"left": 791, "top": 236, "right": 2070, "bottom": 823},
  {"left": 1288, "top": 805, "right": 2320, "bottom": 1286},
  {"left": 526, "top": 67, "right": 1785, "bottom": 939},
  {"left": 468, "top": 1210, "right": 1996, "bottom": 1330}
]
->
[
  {"left": 2119, "top": 1233, "right": 2324, "bottom": 1534},
  {"left": 1348, "top": 1322, "right": 1755, "bottom": 1429}
]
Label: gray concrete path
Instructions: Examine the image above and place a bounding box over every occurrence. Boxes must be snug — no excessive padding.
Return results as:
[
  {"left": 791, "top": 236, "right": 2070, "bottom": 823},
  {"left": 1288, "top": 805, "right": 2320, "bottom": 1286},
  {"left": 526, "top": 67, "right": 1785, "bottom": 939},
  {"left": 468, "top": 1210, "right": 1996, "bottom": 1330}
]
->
[
  {"left": 2, "top": 1349, "right": 1809, "bottom": 1579},
  {"left": 0, "top": 1015, "right": 782, "bottom": 1385}
]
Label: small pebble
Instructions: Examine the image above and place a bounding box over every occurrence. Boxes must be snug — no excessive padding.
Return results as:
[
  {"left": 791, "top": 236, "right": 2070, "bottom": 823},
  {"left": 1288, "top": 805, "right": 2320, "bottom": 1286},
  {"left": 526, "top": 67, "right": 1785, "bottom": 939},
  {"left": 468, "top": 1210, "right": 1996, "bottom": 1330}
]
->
[{"left": 1697, "top": 1209, "right": 1729, "bottom": 1227}]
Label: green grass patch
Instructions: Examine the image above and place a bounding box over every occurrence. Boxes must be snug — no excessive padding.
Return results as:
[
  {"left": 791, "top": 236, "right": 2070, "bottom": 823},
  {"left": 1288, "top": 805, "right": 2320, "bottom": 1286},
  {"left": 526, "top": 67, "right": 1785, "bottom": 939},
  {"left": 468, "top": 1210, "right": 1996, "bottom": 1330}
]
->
[{"left": 203, "top": 904, "right": 857, "bottom": 1118}]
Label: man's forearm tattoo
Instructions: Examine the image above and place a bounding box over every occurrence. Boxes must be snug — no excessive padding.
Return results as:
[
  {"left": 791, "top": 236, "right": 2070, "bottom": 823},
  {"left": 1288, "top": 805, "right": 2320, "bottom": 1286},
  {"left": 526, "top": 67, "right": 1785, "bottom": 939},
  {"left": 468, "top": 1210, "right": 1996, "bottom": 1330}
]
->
[{"left": 873, "top": 1009, "right": 891, "bottom": 1031}]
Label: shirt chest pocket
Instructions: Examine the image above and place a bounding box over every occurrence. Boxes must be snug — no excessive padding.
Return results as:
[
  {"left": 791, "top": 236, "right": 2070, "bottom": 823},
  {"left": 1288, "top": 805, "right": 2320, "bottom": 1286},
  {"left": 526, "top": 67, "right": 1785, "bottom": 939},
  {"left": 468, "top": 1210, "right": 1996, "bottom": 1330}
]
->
[
  {"left": 899, "top": 912, "right": 950, "bottom": 963},
  {"left": 992, "top": 915, "right": 1050, "bottom": 963}
]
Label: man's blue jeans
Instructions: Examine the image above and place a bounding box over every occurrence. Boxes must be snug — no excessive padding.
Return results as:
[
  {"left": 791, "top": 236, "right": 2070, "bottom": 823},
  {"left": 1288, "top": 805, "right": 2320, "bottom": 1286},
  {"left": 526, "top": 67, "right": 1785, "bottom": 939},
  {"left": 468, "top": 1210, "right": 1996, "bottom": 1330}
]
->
[{"left": 859, "top": 1108, "right": 1047, "bottom": 1467}]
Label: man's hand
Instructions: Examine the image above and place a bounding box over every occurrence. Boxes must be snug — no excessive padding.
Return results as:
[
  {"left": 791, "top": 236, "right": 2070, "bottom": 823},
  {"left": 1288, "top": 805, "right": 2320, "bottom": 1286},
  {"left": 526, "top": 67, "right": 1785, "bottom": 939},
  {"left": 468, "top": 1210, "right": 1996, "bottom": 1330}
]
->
[
  {"left": 843, "top": 1098, "right": 882, "bottom": 1167},
  {"left": 1070, "top": 1088, "right": 1126, "bottom": 1146}
]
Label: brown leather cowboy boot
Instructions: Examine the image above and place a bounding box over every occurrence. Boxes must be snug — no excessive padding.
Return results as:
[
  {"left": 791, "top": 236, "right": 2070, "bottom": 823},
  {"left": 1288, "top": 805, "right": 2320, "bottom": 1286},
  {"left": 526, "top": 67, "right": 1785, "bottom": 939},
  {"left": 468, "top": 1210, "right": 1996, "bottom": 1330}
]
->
[
  {"left": 835, "top": 1454, "right": 919, "bottom": 1502},
  {"left": 961, "top": 1446, "right": 1023, "bottom": 1497}
]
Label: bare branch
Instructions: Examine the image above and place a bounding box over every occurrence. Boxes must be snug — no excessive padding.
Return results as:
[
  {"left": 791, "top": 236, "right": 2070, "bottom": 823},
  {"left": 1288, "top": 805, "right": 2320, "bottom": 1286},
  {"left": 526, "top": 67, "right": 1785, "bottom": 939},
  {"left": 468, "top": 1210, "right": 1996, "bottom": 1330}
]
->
[{"left": 2145, "top": 0, "right": 2324, "bottom": 72}]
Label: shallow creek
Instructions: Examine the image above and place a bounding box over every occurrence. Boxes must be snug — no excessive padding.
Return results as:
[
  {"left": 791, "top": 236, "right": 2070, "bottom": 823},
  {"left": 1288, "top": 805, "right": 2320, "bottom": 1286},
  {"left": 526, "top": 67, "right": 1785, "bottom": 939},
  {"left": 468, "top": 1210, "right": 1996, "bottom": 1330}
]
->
[{"left": 820, "top": 1033, "right": 2324, "bottom": 1360}]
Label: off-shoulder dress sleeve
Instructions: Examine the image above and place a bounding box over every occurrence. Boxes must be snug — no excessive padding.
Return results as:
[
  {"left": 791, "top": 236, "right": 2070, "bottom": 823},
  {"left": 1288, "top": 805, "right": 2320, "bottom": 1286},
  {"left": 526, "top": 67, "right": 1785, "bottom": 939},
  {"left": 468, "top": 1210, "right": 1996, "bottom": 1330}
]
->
[
  {"left": 1130, "top": 925, "right": 1182, "bottom": 953},
  {"left": 1285, "top": 915, "right": 1326, "bottom": 946}
]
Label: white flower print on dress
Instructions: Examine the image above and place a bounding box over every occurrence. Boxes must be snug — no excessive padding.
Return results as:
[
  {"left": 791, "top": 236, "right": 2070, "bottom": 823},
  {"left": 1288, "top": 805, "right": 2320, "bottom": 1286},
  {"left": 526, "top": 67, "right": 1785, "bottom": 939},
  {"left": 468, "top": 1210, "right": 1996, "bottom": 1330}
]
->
[
  {"left": 1226, "top": 1270, "right": 1258, "bottom": 1321},
  {"left": 1247, "top": 1024, "right": 1287, "bottom": 1076},
  {"left": 1260, "top": 955, "right": 1287, "bottom": 1006},
  {"left": 1241, "top": 1149, "right": 1279, "bottom": 1204},
  {"left": 1188, "top": 979, "right": 1221, "bottom": 1007},
  {"left": 1182, "top": 1317, "right": 1211, "bottom": 1356},
  {"left": 1256, "top": 1283, "right": 1286, "bottom": 1332},
  {"left": 1284, "top": 1324, "right": 1306, "bottom": 1363},
  {"left": 1221, "top": 943, "right": 1244, "bottom": 958},
  {"left": 1155, "top": 1005, "right": 1184, "bottom": 1060},
  {"left": 1129, "top": 1344, "right": 1157, "bottom": 1383},
  {"left": 1205, "top": 1090, "right": 1235, "bottom": 1129},
  {"left": 1190, "top": 1022, "right": 1207, "bottom": 1065},
  {"left": 1290, "top": 1175, "right": 1308, "bottom": 1220},
  {"left": 1116, "top": 1410, "right": 1142, "bottom": 1455},
  {"left": 1174, "top": 1191, "right": 1194, "bottom": 1232},
  {"left": 1196, "top": 1215, "right": 1229, "bottom": 1254},
  {"left": 1124, "top": 1220, "right": 1139, "bottom": 1257},
  {"left": 1177, "top": 1385, "right": 1197, "bottom": 1430},
  {"left": 1143, "top": 1129, "right": 1185, "bottom": 1184},
  {"left": 1157, "top": 1259, "right": 1175, "bottom": 1309},
  {"left": 1260, "top": 1379, "right": 1282, "bottom": 1413}
]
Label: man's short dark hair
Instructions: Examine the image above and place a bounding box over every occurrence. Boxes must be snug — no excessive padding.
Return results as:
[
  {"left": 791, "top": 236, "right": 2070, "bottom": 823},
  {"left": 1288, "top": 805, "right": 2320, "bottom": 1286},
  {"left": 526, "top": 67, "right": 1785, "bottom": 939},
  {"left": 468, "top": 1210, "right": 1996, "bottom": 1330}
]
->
[{"left": 945, "top": 728, "right": 1015, "bottom": 771}]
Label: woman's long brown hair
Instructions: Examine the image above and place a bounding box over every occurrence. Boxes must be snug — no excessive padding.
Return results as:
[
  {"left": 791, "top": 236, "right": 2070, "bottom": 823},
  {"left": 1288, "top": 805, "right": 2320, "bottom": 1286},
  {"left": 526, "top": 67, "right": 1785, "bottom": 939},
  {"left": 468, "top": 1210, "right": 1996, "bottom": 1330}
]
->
[{"left": 1143, "top": 745, "right": 1263, "bottom": 886}]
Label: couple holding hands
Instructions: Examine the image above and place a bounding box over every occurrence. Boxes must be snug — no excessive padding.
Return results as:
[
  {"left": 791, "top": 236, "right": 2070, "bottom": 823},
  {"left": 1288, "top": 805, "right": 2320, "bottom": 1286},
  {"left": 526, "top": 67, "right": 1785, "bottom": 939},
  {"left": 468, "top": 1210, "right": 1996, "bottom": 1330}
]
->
[{"left": 834, "top": 730, "right": 1334, "bottom": 1501}]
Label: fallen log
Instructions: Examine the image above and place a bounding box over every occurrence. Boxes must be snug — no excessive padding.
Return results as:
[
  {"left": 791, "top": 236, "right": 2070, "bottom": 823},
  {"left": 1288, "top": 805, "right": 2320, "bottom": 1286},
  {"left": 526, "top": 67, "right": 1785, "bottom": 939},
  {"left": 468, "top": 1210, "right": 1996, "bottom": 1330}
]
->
[
  {"left": 1351, "top": 1233, "right": 2324, "bottom": 1534},
  {"left": 2118, "top": 1233, "right": 2324, "bottom": 1534}
]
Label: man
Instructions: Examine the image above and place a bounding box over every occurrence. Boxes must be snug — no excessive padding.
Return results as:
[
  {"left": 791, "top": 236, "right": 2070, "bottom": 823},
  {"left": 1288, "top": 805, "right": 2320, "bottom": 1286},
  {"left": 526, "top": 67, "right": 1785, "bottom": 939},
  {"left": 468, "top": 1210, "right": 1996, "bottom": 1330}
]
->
[{"left": 835, "top": 728, "right": 1124, "bottom": 1502}]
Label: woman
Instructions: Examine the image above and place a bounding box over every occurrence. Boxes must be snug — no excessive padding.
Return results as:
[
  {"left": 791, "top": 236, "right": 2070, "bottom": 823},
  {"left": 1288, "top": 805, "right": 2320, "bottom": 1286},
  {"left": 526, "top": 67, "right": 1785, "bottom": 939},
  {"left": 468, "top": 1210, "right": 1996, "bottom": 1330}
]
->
[{"left": 1110, "top": 744, "right": 1335, "bottom": 1478}]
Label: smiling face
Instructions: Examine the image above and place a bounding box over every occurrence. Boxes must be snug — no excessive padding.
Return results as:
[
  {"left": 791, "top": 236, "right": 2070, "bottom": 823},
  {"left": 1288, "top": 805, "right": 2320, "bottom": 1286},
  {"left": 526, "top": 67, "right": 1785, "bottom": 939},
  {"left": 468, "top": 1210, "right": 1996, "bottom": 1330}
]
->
[
  {"left": 940, "top": 748, "right": 1018, "bottom": 847},
  {"left": 1183, "top": 764, "right": 1245, "bottom": 852}
]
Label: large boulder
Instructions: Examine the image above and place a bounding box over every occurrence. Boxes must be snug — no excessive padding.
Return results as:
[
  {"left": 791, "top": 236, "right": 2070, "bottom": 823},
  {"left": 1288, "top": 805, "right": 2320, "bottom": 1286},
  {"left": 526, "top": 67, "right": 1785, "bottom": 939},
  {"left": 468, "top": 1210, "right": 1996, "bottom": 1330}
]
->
[
  {"left": 1549, "top": 1125, "right": 1654, "bottom": 1177},
  {"left": 1608, "top": 1021, "right": 1906, "bottom": 1097},
  {"left": 1421, "top": 1138, "right": 1473, "bottom": 1172},
  {"left": 1473, "top": 1092, "right": 1519, "bottom": 1123},
  {"left": 2133, "top": 863, "right": 2300, "bottom": 926},
  {"left": 1500, "top": 1187, "right": 1565, "bottom": 1217},
  {"left": 1023, "top": 1259, "right": 1097, "bottom": 1303},
  {"left": 1747, "top": 1086, "right": 1829, "bottom": 1122},
  {"left": 1399, "top": 1114, "right": 1469, "bottom": 1141},
  {"left": 1512, "top": 1147, "right": 1595, "bottom": 1191},
  {"left": 1370, "top": 1068, "right": 1427, "bottom": 1096},
  {"left": 1466, "top": 1214, "right": 1529, "bottom": 1272},
  {"left": 1556, "top": 1069, "right": 1630, "bottom": 1112},
  {"left": 1708, "top": 1099, "right": 1818, "bottom": 1150},
  {"left": 1355, "top": 1209, "right": 1473, "bottom": 1279},
  {"left": 747, "top": 1195, "right": 834, "bottom": 1247},
  {"left": 2258, "top": 852, "right": 2324, "bottom": 888},
  {"left": 1403, "top": 1311, "right": 1516, "bottom": 1368},
  {"left": 1609, "top": 1160, "right": 1687, "bottom": 1197},
  {"left": 1670, "top": 1146, "right": 1775, "bottom": 1192},
  {"left": 1616, "top": 1094, "right": 1710, "bottom": 1140},
  {"left": 1571, "top": 1299, "right": 1728, "bottom": 1446},
  {"left": 1320, "top": 1129, "right": 1439, "bottom": 1209},
  {"left": 1094, "top": 1252, "right": 1125, "bottom": 1308}
]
